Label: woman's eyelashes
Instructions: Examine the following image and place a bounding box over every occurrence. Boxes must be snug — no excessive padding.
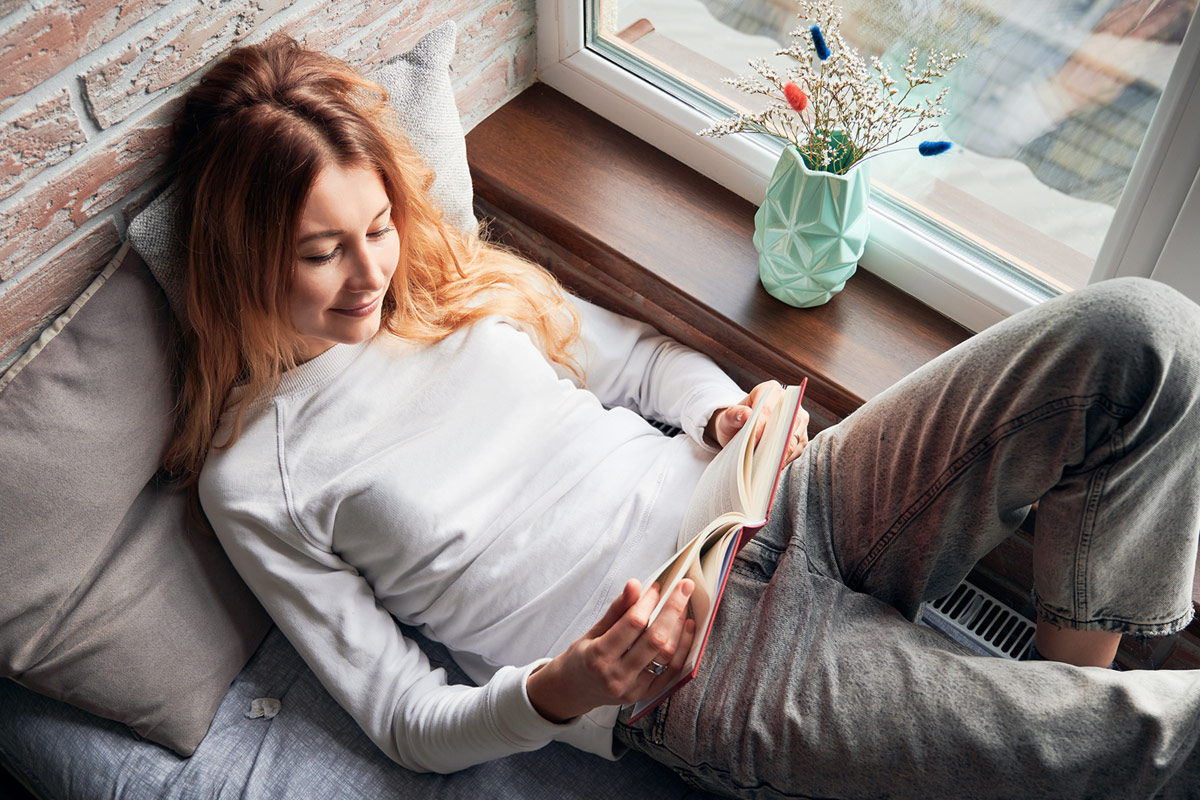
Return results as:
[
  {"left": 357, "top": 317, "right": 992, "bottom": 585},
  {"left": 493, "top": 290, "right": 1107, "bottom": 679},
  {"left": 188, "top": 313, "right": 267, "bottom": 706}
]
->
[
  {"left": 302, "top": 248, "right": 339, "bottom": 265},
  {"left": 300, "top": 226, "right": 395, "bottom": 265}
]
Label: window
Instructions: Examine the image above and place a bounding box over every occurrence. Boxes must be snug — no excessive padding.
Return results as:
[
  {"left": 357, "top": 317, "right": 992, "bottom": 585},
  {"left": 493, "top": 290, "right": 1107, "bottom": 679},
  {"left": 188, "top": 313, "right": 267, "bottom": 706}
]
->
[{"left": 536, "top": 0, "right": 1200, "bottom": 330}]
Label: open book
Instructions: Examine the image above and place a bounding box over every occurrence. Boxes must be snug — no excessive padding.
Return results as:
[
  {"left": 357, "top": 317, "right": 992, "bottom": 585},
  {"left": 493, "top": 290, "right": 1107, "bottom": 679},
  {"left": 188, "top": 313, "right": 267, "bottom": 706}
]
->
[{"left": 628, "top": 379, "right": 807, "bottom": 722}]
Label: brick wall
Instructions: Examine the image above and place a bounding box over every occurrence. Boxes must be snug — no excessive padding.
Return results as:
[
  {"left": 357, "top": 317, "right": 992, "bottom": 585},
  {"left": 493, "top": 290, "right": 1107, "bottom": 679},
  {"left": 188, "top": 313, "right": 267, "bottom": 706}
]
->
[{"left": 0, "top": 0, "right": 537, "bottom": 372}]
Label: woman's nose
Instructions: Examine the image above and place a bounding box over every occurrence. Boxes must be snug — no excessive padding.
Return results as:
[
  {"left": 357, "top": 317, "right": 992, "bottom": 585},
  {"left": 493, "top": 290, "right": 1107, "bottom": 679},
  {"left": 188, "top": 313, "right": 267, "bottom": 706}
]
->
[{"left": 344, "top": 241, "right": 388, "bottom": 290}]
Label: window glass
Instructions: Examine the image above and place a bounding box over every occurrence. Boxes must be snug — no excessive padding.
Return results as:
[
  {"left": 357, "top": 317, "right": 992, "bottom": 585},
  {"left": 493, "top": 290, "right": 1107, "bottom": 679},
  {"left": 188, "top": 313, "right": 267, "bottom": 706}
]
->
[{"left": 589, "top": 0, "right": 1195, "bottom": 294}]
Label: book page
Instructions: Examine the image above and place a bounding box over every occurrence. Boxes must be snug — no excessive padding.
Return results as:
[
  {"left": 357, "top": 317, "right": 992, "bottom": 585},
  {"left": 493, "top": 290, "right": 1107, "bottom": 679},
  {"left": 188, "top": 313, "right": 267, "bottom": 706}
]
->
[
  {"left": 746, "top": 384, "right": 803, "bottom": 516},
  {"left": 644, "top": 516, "right": 743, "bottom": 624},
  {"left": 673, "top": 399, "right": 768, "bottom": 549},
  {"left": 627, "top": 522, "right": 740, "bottom": 721},
  {"left": 697, "top": 525, "right": 740, "bottom": 603}
]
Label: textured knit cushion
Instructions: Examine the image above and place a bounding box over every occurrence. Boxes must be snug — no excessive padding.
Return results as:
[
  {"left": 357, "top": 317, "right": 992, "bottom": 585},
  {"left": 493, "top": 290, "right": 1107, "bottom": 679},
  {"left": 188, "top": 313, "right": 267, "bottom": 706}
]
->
[
  {"left": 127, "top": 20, "right": 474, "bottom": 322},
  {"left": 373, "top": 19, "right": 475, "bottom": 234},
  {"left": 0, "top": 243, "right": 271, "bottom": 756}
]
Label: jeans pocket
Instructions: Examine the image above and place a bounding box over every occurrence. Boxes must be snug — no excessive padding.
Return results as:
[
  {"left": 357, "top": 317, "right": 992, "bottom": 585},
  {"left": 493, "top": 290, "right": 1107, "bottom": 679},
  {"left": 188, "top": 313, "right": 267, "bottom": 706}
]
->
[{"left": 733, "top": 536, "right": 784, "bottom": 585}]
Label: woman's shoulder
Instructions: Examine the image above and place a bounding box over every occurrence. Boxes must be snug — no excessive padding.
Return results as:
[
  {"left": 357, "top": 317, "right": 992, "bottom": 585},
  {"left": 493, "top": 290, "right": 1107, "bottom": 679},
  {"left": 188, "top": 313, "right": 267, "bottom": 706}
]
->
[
  {"left": 198, "top": 399, "right": 333, "bottom": 555},
  {"left": 199, "top": 402, "right": 286, "bottom": 504}
]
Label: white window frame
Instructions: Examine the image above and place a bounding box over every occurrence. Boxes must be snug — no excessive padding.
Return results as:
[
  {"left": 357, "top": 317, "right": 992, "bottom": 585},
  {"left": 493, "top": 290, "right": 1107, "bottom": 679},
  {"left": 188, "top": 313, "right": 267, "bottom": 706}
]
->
[{"left": 535, "top": 0, "right": 1200, "bottom": 332}]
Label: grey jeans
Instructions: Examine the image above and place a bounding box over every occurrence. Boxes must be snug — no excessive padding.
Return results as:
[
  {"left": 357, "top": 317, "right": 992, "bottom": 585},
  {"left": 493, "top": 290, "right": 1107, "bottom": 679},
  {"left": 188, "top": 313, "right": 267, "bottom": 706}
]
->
[{"left": 617, "top": 278, "right": 1200, "bottom": 799}]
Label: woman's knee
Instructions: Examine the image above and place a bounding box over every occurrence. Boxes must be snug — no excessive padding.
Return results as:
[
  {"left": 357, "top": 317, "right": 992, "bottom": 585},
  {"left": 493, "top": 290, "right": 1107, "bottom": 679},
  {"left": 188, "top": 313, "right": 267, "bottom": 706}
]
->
[{"left": 1066, "top": 278, "right": 1200, "bottom": 358}]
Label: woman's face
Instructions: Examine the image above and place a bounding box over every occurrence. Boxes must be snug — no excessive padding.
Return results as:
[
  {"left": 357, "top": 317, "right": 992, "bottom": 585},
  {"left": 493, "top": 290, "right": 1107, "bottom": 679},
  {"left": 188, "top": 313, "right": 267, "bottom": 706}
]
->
[{"left": 290, "top": 163, "right": 400, "bottom": 362}]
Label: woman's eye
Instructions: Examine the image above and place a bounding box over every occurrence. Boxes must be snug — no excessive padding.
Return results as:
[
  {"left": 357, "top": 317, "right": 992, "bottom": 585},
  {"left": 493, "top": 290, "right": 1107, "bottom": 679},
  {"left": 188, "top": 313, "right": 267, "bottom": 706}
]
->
[
  {"left": 300, "top": 226, "right": 391, "bottom": 263},
  {"left": 302, "top": 249, "right": 338, "bottom": 265}
]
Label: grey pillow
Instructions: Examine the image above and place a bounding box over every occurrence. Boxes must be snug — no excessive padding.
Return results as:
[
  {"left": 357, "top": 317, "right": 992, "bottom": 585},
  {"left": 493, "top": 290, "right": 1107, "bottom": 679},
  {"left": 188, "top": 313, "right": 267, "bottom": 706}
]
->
[
  {"left": 0, "top": 243, "right": 271, "bottom": 756},
  {"left": 374, "top": 19, "right": 475, "bottom": 235},
  {"left": 128, "top": 20, "right": 474, "bottom": 322}
]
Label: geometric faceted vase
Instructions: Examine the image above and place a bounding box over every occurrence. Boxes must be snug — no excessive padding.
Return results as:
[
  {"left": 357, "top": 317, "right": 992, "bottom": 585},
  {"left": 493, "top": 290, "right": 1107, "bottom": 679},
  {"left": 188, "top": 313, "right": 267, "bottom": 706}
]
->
[{"left": 753, "top": 146, "right": 871, "bottom": 308}]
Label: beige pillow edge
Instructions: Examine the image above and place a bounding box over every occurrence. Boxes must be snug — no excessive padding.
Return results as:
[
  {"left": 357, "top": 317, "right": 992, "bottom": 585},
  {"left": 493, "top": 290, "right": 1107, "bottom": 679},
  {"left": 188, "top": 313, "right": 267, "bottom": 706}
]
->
[{"left": 0, "top": 241, "right": 132, "bottom": 395}]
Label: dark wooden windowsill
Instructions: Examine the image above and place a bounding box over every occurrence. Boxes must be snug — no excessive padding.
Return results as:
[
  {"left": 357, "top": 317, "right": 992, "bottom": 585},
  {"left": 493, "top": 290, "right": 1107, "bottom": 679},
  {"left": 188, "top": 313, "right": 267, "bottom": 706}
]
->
[{"left": 465, "top": 83, "right": 1200, "bottom": 663}]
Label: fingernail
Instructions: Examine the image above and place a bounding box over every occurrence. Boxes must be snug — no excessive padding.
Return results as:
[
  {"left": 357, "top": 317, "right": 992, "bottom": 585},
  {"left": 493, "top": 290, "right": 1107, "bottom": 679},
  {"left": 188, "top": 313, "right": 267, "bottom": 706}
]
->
[
  {"left": 681, "top": 580, "right": 694, "bottom": 597},
  {"left": 737, "top": 410, "right": 747, "bottom": 423}
]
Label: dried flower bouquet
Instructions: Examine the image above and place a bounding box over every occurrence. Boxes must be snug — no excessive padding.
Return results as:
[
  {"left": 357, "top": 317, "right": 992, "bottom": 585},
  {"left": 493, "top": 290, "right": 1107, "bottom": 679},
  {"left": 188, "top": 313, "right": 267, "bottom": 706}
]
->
[{"left": 701, "top": 0, "right": 965, "bottom": 175}]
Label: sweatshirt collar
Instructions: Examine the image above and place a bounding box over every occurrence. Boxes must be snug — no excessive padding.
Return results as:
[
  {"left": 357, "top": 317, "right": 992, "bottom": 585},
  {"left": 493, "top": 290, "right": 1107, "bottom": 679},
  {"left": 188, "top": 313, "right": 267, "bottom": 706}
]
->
[{"left": 274, "top": 340, "right": 371, "bottom": 398}]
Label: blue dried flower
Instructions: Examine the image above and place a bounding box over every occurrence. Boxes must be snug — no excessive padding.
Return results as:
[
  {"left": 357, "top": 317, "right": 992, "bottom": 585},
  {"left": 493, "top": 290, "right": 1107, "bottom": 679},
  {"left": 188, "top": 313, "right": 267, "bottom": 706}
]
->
[
  {"left": 811, "top": 26, "right": 830, "bottom": 60},
  {"left": 918, "top": 140, "right": 952, "bottom": 156}
]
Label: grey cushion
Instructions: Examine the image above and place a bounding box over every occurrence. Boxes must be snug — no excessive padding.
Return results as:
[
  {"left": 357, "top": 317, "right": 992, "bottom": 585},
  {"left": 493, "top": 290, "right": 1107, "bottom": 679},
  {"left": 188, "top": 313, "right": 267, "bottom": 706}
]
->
[
  {"left": 127, "top": 20, "right": 475, "bottom": 322},
  {"left": 0, "top": 628, "right": 702, "bottom": 799},
  {"left": 0, "top": 243, "right": 271, "bottom": 756},
  {"left": 374, "top": 19, "right": 475, "bottom": 235}
]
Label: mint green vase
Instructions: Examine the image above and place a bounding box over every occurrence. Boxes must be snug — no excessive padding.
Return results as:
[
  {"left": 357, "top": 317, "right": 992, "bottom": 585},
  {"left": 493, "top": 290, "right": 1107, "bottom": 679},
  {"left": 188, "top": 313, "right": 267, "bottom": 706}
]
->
[{"left": 753, "top": 146, "right": 871, "bottom": 308}]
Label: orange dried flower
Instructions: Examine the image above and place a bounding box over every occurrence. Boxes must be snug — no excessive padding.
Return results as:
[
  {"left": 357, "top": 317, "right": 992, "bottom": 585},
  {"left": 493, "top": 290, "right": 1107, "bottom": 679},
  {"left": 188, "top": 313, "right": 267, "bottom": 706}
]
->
[{"left": 783, "top": 82, "right": 808, "bottom": 114}]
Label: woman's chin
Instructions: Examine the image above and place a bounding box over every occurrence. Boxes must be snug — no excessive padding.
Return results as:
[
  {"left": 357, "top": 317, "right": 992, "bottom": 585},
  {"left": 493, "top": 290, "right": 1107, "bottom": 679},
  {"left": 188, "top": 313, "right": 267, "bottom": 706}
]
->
[{"left": 294, "top": 312, "right": 385, "bottom": 363}]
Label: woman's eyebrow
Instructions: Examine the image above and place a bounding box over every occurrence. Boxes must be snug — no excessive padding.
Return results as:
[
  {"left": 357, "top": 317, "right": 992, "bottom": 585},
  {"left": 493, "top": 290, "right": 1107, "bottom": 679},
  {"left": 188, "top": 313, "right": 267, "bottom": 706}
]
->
[{"left": 298, "top": 204, "right": 392, "bottom": 244}]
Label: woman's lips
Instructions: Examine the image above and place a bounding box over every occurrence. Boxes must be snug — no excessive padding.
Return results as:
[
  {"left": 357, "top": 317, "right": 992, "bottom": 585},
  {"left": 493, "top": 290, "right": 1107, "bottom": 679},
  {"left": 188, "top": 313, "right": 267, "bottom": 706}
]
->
[{"left": 329, "top": 296, "right": 382, "bottom": 318}]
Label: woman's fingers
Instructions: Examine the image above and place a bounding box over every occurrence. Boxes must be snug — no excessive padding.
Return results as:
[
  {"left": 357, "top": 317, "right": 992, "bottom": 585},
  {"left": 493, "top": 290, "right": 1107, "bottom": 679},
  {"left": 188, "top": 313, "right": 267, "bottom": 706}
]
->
[
  {"left": 748, "top": 381, "right": 783, "bottom": 446},
  {"left": 716, "top": 381, "right": 785, "bottom": 448},
  {"left": 784, "top": 407, "right": 811, "bottom": 465},
  {"left": 620, "top": 579, "right": 693, "bottom": 675},
  {"left": 597, "top": 580, "right": 663, "bottom": 657},
  {"left": 532, "top": 579, "right": 696, "bottom": 719},
  {"left": 745, "top": 380, "right": 781, "bottom": 407},
  {"left": 713, "top": 405, "right": 750, "bottom": 446},
  {"left": 648, "top": 617, "right": 696, "bottom": 694},
  {"left": 584, "top": 579, "right": 642, "bottom": 639}
]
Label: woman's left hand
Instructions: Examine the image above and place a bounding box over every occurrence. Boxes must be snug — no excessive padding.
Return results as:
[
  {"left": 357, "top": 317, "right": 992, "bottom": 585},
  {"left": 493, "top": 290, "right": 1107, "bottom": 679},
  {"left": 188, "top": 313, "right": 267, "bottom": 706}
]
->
[{"left": 704, "top": 380, "right": 810, "bottom": 466}]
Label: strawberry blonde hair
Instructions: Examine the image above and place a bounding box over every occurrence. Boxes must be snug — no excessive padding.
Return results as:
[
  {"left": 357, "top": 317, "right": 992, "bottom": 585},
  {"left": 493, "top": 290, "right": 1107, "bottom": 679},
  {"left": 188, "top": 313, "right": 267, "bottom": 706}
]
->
[{"left": 163, "top": 35, "right": 580, "bottom": 485}]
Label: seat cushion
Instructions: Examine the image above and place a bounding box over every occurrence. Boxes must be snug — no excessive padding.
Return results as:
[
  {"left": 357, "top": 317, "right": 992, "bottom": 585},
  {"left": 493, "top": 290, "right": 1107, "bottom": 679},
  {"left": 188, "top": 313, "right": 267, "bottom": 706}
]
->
[{"left": 0, "top": 627, "right": 701, "bottom": 799}]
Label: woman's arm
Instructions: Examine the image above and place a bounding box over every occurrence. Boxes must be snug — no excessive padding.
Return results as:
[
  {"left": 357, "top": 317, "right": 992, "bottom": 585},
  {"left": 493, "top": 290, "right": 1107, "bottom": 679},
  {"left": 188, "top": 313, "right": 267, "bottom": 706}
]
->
[
  {"left": 562, "top": 295, "right": 747, "bottom": 450},
  {"left": 207, "top": 509, "right": 574, "bottom": 773},
  {"left": 564, "top": 297, "right": 810, "bottom": 462}
]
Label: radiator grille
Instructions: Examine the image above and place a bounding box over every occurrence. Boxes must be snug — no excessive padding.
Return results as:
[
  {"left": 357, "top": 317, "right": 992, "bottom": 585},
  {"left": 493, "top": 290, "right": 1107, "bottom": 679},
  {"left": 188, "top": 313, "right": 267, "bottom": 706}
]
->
[{"left": 921, "top": 580, "right": 1036, "bottom": 660}]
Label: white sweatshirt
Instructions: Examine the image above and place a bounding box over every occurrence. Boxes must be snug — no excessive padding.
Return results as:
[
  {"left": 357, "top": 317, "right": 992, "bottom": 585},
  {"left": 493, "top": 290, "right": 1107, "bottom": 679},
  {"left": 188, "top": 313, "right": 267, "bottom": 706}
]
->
[{"left": 199, "top": 296, "right": 746, "bottom": 773}]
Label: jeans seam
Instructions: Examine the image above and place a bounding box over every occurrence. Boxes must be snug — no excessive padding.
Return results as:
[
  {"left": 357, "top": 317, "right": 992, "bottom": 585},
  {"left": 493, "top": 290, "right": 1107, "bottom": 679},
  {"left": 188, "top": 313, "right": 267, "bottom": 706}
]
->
[
  {"left": 1075, "top": 420, "right": 1129, "bottom": 625},
  {"left": 1076, "top": 464, "right": 1097, "bottom": 621},
  {"left": 848, "top": 394, "right": 1132, "bottom": 588},
  {"left": 734, "top": 538, "right": 784, "bottom": 583}
]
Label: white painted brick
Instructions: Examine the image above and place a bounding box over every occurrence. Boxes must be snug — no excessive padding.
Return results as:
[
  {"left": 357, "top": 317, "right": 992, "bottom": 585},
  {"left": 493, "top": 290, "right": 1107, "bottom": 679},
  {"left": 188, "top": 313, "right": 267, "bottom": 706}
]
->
[
  {"left": 0, "top": 0, "right": 172, "bottom": 114},
  {"left": 0, "top": 89, "right": 88, "bottom": 202}
]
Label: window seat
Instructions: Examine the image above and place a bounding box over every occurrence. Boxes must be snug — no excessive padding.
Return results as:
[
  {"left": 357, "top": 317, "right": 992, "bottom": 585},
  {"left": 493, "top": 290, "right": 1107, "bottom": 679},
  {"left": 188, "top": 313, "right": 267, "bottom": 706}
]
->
[{"left": 465, "top": 82, "right": 1199, "bottom": 669}]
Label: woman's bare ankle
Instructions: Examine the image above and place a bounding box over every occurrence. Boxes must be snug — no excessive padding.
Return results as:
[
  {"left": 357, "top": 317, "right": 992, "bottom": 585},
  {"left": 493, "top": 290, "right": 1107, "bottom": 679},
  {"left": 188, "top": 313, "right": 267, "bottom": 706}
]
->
[{"left": 1033, "top": 621, "right": 1121, "bottom": 667}]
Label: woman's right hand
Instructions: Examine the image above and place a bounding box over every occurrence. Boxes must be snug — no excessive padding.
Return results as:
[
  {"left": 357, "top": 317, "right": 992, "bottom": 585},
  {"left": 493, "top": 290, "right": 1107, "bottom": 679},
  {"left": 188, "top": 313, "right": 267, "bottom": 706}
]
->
[{"left": 526, "top": 578, "right": 696, "bottom": 724}]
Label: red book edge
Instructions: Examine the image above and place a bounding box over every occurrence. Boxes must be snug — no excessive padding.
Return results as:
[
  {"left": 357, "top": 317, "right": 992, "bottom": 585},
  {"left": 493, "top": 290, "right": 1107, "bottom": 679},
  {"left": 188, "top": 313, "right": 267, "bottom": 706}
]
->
[{"left": 628, "top": 378, "right": 807, "bottom": 723}]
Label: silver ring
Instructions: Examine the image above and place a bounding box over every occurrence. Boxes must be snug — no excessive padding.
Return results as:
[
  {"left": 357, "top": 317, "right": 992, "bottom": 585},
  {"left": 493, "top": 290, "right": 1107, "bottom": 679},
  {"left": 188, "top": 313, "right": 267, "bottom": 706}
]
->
[{"left": 645, "top": 660, "right": 668, "bottom": 676}]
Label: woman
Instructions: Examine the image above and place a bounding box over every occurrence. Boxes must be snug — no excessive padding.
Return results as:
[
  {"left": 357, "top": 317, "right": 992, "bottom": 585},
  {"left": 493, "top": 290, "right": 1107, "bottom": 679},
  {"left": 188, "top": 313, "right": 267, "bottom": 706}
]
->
[{"left": 166, "top": 35, "right": 1200, "bottom": 798}]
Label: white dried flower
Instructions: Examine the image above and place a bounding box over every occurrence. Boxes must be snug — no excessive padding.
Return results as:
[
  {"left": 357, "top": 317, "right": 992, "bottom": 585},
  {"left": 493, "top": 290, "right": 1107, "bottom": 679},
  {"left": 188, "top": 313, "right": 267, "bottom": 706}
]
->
[{"left": 700, "top": 0, "right": 965, "bottom": 174}]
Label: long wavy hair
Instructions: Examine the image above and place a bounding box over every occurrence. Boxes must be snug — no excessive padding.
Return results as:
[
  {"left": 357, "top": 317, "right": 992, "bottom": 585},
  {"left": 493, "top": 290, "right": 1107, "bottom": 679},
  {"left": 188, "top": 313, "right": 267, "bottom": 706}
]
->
[{"left": 163, "top": 35, "right": 581, "bottom": 486}]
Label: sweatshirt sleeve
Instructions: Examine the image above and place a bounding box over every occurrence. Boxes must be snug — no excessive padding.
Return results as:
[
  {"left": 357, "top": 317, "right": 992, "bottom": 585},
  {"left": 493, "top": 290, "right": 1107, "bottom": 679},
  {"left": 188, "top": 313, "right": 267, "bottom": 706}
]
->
[
  {"left": 202, "top": 492, "right": 575, "bottom": 773},
  {"left": 563, "top": 294, "right": 746, "bottom": 450}
]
